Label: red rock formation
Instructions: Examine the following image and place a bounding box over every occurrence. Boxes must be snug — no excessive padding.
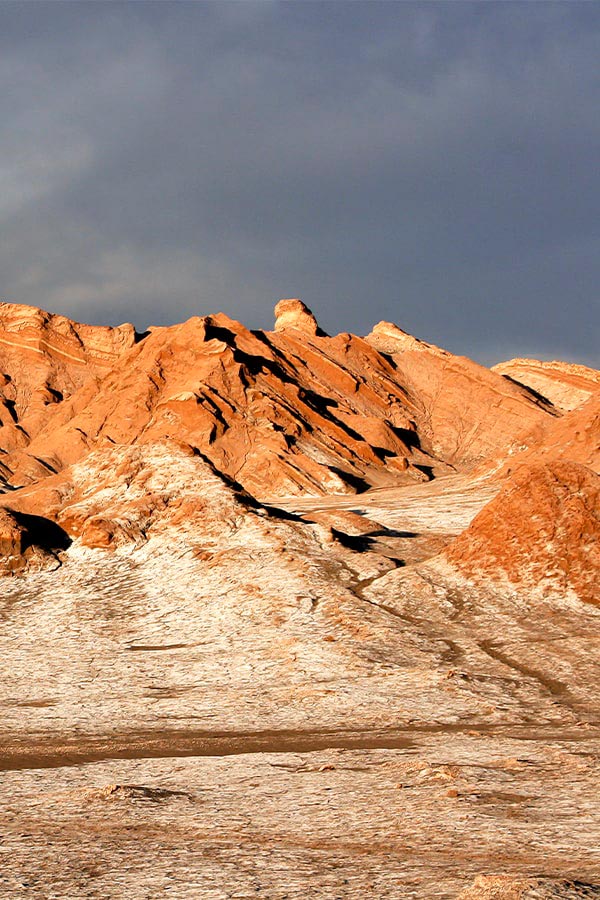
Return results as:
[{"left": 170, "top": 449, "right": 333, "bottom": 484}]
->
[
  {"left": 0, "top": 506, "right": 68, "bottom": 573},
  {"left": 0, "top": 305, "right": 446, "bottom": 496},
  {"left": 364, "top": 321, "right": 556, "bottom": 468},
  {"left": 445, "top": 461, "right": 600, "bottom": 604},
  {"left": 0, "top": 303, "right": 138, "bottom": 482},
  {"left": 274, "top": 298, "right": 321, "bottom": 335},
  {"left": 0, "top": 299, "right": 559, "bottom": 500},
  {"left": 493, "top": 357, "right": 599, "bottom": 412},
  {"left": 493, "top": 392, "right": 600, "bottom": 477},
  {"left": 0, "top": 508, "right": 25, "bottom": 569}
]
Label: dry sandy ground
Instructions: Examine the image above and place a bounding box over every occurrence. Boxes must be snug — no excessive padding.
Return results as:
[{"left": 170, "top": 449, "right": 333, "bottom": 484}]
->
[
  {"left": 2, "top": 731, "right": 599, "bottom": 898},
  {"left": 1, "top": 476, "right": 599, "bottom": 898}
]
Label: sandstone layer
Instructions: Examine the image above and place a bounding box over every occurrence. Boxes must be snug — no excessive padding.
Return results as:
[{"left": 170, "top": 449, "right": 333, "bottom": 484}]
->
[
  {"left": 493, "top": 357, "right": 600, "bottom": 412},
  {"left": 0, "top": 303, "right": 138, "bottom": 484}
]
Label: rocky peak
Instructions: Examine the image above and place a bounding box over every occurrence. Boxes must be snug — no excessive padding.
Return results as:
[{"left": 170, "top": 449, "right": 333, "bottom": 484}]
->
[
  {"left": 0, "top": 302, "right": 138, "bottom": 366},
  {"left": 0, "top": 302, "right": 140, "bottom": 473},
  {"left": 273, "top": 298, "right": 322, "bottom": 336},
  {"left": 0, "top": 299, "right": 569, "bottom": 496},
  {"left": 366, "top": 321, "right": 448, "bottom": 358}
]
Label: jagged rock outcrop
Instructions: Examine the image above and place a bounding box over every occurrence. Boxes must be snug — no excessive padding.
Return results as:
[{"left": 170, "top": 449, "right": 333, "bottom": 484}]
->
[
  {"left": 0, "top": 303, "right": 137, "bottom": 368},
  {"left": 0, "top": 308, "right": 444, "bottom": 496},
  {"left": 7, "top": 439, "right": 397, "bottom": 607},
  {"left": 0, "top": 508, "right": 25, "bottom": 570},
  {"left": 0, "top": 300, "right": 562, "bottom": 498},
  {"left": 273, "top": 297, "right": 321, "bottom": 335},
  {"left": 0, "top": 303, "right": 138, "bottom": 480},
  {"left": 0, "top": 506, "right": 69, "bottom": 573},
  {"left": 51, "top": 440, "right": 266, "bottom": 550},
  {"left": 445, "top": 461, "right": 600, "bottom": 604},
  {"left": 493, "top": 357, "right": 600, "bottom": 412}
]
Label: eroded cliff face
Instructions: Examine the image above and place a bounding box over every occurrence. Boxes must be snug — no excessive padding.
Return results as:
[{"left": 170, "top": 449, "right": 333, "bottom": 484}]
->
[
  {"left": 0, "top": 299, "right": 564, "bottom": 498},
  {"left": 0, "top": 303, "right": 138, "bottom": 483}
]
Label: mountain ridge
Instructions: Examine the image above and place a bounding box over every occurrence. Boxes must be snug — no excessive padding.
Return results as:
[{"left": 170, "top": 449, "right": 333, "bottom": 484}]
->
[{"left": 0, "top": 298, "right": 573, "bottom": 500}]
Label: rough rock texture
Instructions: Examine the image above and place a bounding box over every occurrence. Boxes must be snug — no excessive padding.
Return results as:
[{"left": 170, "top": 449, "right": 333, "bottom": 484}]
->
[
  {"left": 445, "top": 462, "right": 600, "bottom": 604},
  {"left": 457, "top": 876, "right": 600, "bottom": 899},
  {"left": 0, "top": 507, "right": 26, "bottom": 571},
  {"left": 0, "top": 303, "right": 138, "bottom": 484},
  {"left": 0, "top": 308, "right": 440, "bottom": 495},
  {"left": 493, "top": 358, "right": 600, "bottom": 412},
  {"left": 2, "top": 450, "right": 600, "bottom": 896},
  {"left": 0, "top": 302, "right": 137, "bottom": 369},
  {"left": 0, "top": 506, "right": 68, "bottom": 573},
  {"left": 0, "top": 316, "right": 436, "bottom": 493},
  {"left": 3, "top": 734, "right": 600, "bottom": 899},
  {"left": 498, "top": 393, "right": 600, "bottom": 476},
  {"left": 0, "top": 300, "right": 561, "bottom": 497},
  {"left": 273, "top": 297, "right": 321, "bottom": 335},
  {"left": 365, "top": 321, "right": 557, "bottom": 468},
  {"left": 0, "top": 299, "right": 598, "bottom": 898}
]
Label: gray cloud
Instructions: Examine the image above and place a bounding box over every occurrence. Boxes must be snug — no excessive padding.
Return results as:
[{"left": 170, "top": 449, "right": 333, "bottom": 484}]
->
[{"left": 0, "top": 1, "right": 598, "bottom": 365}]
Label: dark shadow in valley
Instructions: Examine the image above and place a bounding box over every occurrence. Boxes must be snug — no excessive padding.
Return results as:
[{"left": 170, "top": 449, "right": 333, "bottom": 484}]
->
[{"left": 6, "top": 510, "right": 72, "bottom": 553}]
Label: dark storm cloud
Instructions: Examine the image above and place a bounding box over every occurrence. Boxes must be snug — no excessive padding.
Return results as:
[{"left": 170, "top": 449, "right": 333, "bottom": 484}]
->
[{"left": 0, "top": 1, "right": 598, "bottom": 365}]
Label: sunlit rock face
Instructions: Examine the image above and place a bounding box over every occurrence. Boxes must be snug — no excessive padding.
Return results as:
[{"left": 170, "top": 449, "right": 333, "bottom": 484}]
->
[
  {"left": 0, "top": 299, "right": 563, "bottom": 499},
  {"left": 365, "top": 320, "right": 559, "bottom": 469},
  {"left": 444, "top": 460, "right": 600, "bottom": 605},
  {"left": 273, "top": 297, "right": 321, "bottom": 335},
  {"left": 493, "top": 357, "right": 600, "bottom": 412}
]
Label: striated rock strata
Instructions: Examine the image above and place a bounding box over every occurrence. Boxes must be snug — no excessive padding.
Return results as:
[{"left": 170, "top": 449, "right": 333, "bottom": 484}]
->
[
  {"left": 0, "top": 302, "right": 138, "bottom": 484},
  {"left": 493, "top": 357, "right": 600, "bottom": 412},
  {"left": 0, "top": 299, "right": 566, "bottom": 498}
]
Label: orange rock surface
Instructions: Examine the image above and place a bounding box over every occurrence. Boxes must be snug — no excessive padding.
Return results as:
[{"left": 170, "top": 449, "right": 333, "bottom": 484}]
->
[
  {"left": 0, "top": 303, "right": 138, "bottom": 483},
  {"left": 445, "top": 460, "right": 600, "bottom": 604},
  {"left": 364, "top": 321, "right": 557, "bottom": 468},
  {"left": 493, "top": 357, "right": 600, "bottom": 411},
  {"left": 500, "top": 392, "right": 600, "bottom": 475},
  {"left": 0, "top": 300, "right": 563, "bottom": 498},
  {"left": 0, "top": 505, "right": 68, "bottom": 573}
]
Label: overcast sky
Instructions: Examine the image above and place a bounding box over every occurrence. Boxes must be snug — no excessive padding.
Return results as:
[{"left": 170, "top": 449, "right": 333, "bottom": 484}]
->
[{"left": 1, "top": 1, "right": 598, "bottom": 365}]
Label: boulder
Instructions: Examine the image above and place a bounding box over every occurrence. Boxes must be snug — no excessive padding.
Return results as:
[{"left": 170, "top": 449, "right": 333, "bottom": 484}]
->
[{"left": 273, "top": 298, "right": 321, "bottom": 335}]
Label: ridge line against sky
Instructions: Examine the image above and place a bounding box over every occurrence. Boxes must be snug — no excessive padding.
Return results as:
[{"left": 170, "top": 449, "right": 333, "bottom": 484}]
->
[{"left": 0, "top": 0, "right": 598, "bottom": 367}]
